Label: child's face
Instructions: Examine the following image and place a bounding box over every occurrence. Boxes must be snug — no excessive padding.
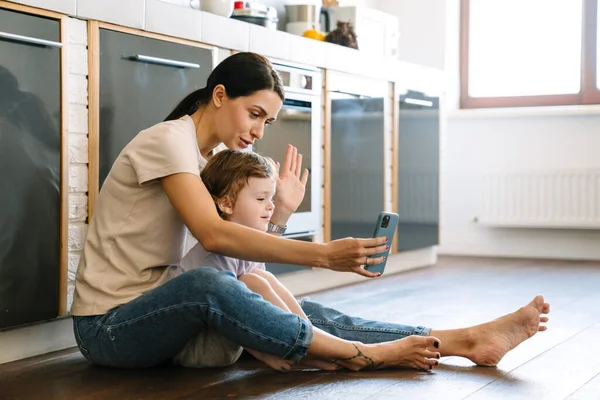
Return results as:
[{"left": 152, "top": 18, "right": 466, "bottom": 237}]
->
[{"left": 228, "top": 177, "right": 276, "bottom": 231}]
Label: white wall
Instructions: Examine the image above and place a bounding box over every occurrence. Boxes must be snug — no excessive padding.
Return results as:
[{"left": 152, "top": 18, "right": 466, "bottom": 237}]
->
[
  {"left": 441, "top": 112, "right": 600, "bottom": 261},
  {"left": 375, "top": 0, "right": 446, "bottom": 70},
  {"left": 440, "top": 0, "right": 600, "bottom": 261},
  {"left": 261, "top": 0, "right": 446, "bottom": 70}
]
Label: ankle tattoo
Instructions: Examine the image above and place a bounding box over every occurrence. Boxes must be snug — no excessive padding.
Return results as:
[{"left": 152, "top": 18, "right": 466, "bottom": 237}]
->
[{"left": 333, "top": 344, "right": 384, "bottom": 370}]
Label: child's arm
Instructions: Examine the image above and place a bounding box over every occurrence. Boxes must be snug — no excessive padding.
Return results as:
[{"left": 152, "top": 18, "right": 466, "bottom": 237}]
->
[
  {"left": 250, "top": 268, "right": 308, "bottom": 320},
  {"left": 238, "top": 272, "right": 293, "bottom": 314}
]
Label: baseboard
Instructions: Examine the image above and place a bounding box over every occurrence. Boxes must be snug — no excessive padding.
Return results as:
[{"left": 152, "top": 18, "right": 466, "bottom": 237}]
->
[
  {"left": 279, "top": 247, "right": 437, "bottom": 296},
  {"left": 438, "top": 243, "right": 600, "bottom": 262},
  {"left": 0, "top": 317, "right": 76, "bottom": 365}
]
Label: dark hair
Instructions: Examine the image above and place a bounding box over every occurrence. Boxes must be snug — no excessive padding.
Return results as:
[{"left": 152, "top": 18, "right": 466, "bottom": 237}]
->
[
  {"left": 201, "top": 149, "right": 276, "bottom": 218},
  {"left": 164, "top": 52, "right": 285, "bottom": 121}
]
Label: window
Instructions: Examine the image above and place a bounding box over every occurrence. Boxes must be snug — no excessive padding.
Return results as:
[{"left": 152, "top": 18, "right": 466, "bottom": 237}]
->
[{"left": 460, "top": 0, "right": 600, "bottom": 108}]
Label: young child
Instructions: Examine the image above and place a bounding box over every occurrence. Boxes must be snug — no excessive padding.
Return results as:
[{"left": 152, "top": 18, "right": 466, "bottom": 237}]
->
[{"left": 171, "top": 149, "right": 337, "bottom": 371}]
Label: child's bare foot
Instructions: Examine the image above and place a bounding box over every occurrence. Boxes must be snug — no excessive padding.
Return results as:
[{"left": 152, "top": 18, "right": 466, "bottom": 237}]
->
[
  {"left": 246, "top": 349, "right": 293, "bottom": 371},
  {"left": 466, "top": 295, "right": 550, "bottom": 366},
  {"left": 333, "top": 336, "right": 442, "bottom": 371}
]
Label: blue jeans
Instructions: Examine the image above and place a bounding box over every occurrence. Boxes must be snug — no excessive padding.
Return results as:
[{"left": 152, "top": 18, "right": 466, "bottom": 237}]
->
[{"left": 73, "top": 268, "right": 431, "bottom": 368}]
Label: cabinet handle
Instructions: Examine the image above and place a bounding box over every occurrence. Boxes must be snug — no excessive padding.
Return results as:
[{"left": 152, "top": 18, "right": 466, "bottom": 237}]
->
[
  {"left": 402, "top": 98, "right": 433, "bottom": 107},
  {"left": 0, "top": 31, "right": 62, "bottom": 48},
  {"left": 331, "top": 90, "right": 371, "bottom": 99},
  {"left": 130, "top": 54, "right": 200, "bottom": 69}
]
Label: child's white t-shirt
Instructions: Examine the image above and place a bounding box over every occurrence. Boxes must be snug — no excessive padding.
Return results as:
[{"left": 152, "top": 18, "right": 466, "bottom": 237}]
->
[{"left": 173, "top": 233, "right": 265, "bottom": 278}]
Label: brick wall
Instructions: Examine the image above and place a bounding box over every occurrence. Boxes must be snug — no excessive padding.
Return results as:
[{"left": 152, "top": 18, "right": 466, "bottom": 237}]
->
[{"left": 66, "top": 17, "right": 89, "bottom": 310}]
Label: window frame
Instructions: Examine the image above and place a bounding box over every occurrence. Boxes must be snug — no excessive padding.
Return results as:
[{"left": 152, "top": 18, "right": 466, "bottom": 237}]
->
[{"left": 460, "top": 0, "right": 600, "bottom": 109}]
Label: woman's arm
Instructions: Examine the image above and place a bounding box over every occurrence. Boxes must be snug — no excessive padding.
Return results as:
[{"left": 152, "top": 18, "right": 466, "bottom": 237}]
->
[{"left": 161, "top": 173, "right": 388, "bottom": 277}]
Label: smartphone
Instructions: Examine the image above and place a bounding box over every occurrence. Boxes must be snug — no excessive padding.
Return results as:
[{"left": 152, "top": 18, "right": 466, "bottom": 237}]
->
[{"left": 366, "top": 212, "right": 399, "bottom": 275}]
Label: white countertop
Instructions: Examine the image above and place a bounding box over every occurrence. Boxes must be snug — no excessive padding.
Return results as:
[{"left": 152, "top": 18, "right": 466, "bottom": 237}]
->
[{"left": 7, "top": 0, "right": 446, "bottom": 94}]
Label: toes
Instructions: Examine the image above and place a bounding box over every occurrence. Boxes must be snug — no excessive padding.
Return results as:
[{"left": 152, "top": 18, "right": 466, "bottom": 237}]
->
[
  {"left": 415, "top": 358, "right": 439, "bottom": 371},
  {"left": 424, "top": 336, "right": 441, "bottom": 350},
  {"left": 542, "top": 303, "right": 550, "bottom": 314},
  {"left": 414, "top": 360, "right": 431, "bottom": 371},
  {"left": 424, "top": 357, "right": 440, "bottom": 368},
  {"left": 539, "top": 314, "right": 548, "bottom": 331},
  {"left": 421, "top": 349, "right": 441, "bottom": 360},
  {"left": 280, "top": 363, "right": 292, "bottom": 371},
  {"left": 529, "top": 295, "right": 545, "bottom": 312}
]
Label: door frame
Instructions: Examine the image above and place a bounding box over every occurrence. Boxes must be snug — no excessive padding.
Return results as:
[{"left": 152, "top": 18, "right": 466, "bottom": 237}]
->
[
  {"left": 0, "top": 1, "right": 70, "bottom": 316},
  {"left": 87, "top": 21, "right": 218, "bottom": 220}
]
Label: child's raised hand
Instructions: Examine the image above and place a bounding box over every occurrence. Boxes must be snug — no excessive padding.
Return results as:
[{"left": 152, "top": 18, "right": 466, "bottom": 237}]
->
[{"left": 271, "top": 144, "right": 310, "bottom": 222}]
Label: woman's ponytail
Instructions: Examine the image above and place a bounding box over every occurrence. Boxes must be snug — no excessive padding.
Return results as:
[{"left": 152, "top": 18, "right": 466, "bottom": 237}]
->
[{"left": 163, "top": 87, "right": 210, "bottom": 121}]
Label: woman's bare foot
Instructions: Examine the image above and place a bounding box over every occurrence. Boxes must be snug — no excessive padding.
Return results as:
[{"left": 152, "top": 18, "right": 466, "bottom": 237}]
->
[
  {"left": 332, "top": 336, "right": 442, "bottom": 372},
  {"left": 465, "top": 295, "right": 550, "bottom": 366},
  {"left": 246, "top": 349, "right": 293, "bottom": 371}
]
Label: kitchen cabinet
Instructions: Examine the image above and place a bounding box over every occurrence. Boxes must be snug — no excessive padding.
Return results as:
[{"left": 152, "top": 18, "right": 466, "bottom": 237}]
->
[
  {"left": 0, "top": 5, "right": 66, "bottom": 329},
  {"left": 325, "top": 72, "right": 391, "bottom": 242},
  {"left": 396, "top": 89, "right": 440, "bottom": 252},
  {"left": 89, "top": 24, "right": 215, "bottom": 208}
]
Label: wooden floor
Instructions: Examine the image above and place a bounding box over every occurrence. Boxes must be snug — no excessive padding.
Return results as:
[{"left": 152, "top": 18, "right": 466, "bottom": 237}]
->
[{"left": 2, "top": 255, "right": 600, "bottom": 400}]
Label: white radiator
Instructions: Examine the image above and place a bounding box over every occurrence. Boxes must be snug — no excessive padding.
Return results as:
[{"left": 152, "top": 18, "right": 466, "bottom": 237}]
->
[{"left": 477, "top": 170, "right": 600, "bottom": 229}]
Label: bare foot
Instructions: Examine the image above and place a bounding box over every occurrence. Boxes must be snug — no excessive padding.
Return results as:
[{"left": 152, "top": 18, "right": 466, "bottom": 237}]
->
[
  {"left": 467, "top": 295, "right": 550, "bottom": 366},
  {"left": 333, "top": 336, "right": 442, "bottom": 372},
  {"left": 246, "top": 349, "right": 293, "bottom": 372}
]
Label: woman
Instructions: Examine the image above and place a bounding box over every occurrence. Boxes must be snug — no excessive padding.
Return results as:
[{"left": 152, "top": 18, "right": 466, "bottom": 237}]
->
[{"left": 71, "top": 52, "right": 550, "bottom": 371}]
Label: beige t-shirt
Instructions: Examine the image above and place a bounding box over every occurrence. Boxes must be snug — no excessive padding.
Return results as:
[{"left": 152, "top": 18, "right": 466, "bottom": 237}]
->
[{"left": 71, "top": 115, "right": 208, "bottom": 316}]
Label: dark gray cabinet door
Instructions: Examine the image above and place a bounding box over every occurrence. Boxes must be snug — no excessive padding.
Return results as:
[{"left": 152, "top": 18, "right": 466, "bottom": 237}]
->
[
  {"left": 396, "top": 90, "right": 440, "bottom": 252},
  {"left": 0, "top": 8, "right": 61, "bottom": 329},
  {"left": 330, "top": 97, "right": 385, "bottom": 241},
  {"left": 99, "top": 29, "right": 214, "bottom": 186}
]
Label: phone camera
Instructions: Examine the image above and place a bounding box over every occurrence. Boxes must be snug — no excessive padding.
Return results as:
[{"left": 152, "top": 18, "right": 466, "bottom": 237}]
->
[{"left": 381, "top": 215, "right": 390, "bottom": 228}]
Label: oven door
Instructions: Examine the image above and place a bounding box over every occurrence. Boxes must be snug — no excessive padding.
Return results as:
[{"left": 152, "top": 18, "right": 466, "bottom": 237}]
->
[
  {"left": 251, "top": 92, "right": 322, "bottom": 237},
  {"left": 396, "top": 89, "right": 440, "bottom": 251}
]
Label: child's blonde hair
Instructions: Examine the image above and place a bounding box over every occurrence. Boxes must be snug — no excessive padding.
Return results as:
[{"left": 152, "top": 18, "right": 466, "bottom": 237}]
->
[{"left": 201, "top": 150, "right": 276, "bottom": 218}]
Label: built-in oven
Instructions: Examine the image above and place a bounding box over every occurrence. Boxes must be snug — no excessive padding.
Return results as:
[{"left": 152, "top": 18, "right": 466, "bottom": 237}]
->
[{"left": 250, "top": 62, "right": 322, "bottom": 239}]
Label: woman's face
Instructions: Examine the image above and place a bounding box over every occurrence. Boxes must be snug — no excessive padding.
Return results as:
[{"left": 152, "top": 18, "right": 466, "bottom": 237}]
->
[{"left": 213, "top": 88, "right": 283, "bottom": 151}]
